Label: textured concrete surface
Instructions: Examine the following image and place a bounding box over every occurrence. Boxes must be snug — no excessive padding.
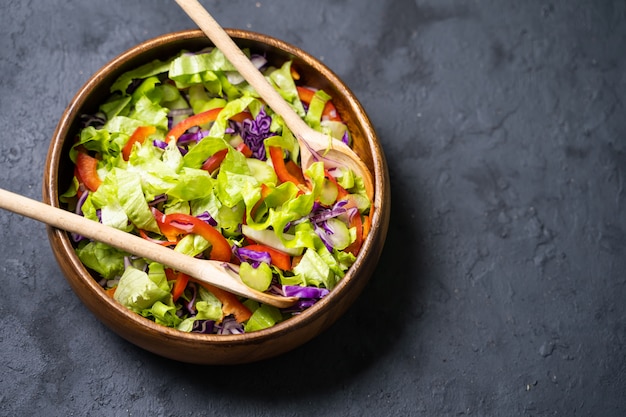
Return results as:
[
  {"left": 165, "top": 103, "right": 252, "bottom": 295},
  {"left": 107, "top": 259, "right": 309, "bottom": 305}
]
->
[{"left": 1, "top": 0, "right": 625, "bottom": 415}]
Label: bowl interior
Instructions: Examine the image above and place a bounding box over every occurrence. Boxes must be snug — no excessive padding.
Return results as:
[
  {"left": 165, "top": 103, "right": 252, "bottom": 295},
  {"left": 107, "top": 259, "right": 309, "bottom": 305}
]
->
[{"left": 43, "top": 29, "right": 390, "bottom": 364}]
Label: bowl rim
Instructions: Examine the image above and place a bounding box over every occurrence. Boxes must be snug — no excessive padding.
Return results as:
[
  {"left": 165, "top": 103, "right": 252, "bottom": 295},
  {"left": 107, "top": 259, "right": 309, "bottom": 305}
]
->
[{"left": 43, "top": 29, "right": 389, "bottom": 349}]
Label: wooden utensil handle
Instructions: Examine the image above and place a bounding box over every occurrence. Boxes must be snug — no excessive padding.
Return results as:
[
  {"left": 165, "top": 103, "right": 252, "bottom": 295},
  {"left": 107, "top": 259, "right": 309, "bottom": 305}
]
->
[
  {"left": 174, "top": 0, "right": 310, "bottom": 136},
  {"left": 0, "top": 187, "right": 298, "bottom": 306},
  {"left": 0, "top": 187, "right": 203, "bottom": 274}
]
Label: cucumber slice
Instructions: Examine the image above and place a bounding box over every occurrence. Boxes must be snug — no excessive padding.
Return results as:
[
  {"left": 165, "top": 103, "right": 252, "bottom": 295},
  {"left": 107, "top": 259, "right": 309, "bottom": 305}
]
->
[
  {"left": 246, "top": 158, "right": 277, "bottom": 185},
  {"left": 239, "top": 261, "right": 273, "bottom": 292},
  {"left": 241, "top": 224, "right": 303, "bottom": 256},
  {"left": 319, "top": 178, "right": 339, "bottom": 206}
]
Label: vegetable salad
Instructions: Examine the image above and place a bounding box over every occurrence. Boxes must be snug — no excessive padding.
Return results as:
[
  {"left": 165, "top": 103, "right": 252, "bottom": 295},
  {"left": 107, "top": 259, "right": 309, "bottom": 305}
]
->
[{"left": 62, "top": 46, "right": 371, "bottom": 334}]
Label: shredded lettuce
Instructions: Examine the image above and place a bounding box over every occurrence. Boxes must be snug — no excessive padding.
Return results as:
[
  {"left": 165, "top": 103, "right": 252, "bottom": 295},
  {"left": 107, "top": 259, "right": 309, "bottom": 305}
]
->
[
  {"left": 64, "top": 45, "right": 370, "bottom": 335},
  {"left": 75, "top": 241, "right": 127, "bottom": 279},
  {"left": 114, "top": 264, "right": 171, "bottom": 312},
  {"left": 244, "top": 304, "right": 283, "bottom": 332}
]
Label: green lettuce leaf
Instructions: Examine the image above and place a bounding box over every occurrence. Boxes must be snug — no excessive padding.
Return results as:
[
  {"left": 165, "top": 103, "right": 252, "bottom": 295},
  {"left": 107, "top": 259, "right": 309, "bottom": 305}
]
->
[
  {"left": 182, "top": 137, "right": 229, "bottom": 169},
  {"left": 167, "top": 167, "right": 216, "bottom": 202},
  {"left": 292, "top": 247, "right": 335, "bottom": 289},
  {"left": 129, "top": 95, "right": 169, "bottom": 131},
  {"left": 207, "top": 96, "right": 257, "bottom": 138},
  {"left": 75, "top": 240, "right": 127, "bottom": 279},
  {"left": 131, "top": 76, "right": 162, "bottom": 104},
  {"left": 244, "top": 304, "right": 283, "bottom": 332},
  {"left": 114, "top": 265, "right": 171, "bottom": 312},
  {"left": 177, "top": 285, "right": 223, "bottom": 331},
  {"left": 100, "top": 95, "right": 132, "bottom": 120},
  {"left": 144, "top": 300, "right": 182, "bottom": 328},
  {"left": 110, "top": 58, "right": 174, "bottom": 94},
  {"left": 269, "top": 60, "right": 305, "bottom": 117},
  {"left": 168, "top": 47, "right": 237, "bottom": 91},
  {"left": 113, "top": 168, "right": 160, "bottom": 233},
  {"left": 174, "top": 233, "right": 210, "bottom": 258},
  {"left": 304, "top": 89, "right": 332, "bottom": 130}
]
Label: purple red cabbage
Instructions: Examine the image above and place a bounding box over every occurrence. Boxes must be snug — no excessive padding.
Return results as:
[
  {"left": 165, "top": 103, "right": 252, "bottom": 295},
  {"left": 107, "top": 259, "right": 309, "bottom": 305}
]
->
[
  {"left": 183, "top": 282, "right": 198, "bottom": 315},
  {"left": 341, "top": 130, "right": 350, "bottom": 145},
  {"left": 233, "top": 246, "right": 272, "bottom": 268},
  {"left": 216, "top": 316, "right": 244, "bottom": 335},
  {"left": 71, "top": 191, "right": 90, "bottom": 242},
  {"left": 282, "top": 285, "right": 330, "bottom": 315},
  {"left": 153, "top": 139, "right": 168, "bottom": 150},
  {"left": 192, "top": 320, "right": 215, "bottom": 334},
  {"left": 148, "top": 194, "right": 168, "bottom": 207},
  {"left": 282, "top": 299, "right": 318, "bottom": 314},
  {"left": 282, "top": 285, "right": 329, "bottom": 299},
  {"left": 280, "top": 285, "right": 329, "bottom": 314},
  {"left": 196, "top": 211, "right": 218, "bottom": 227},
  {"left": 309, "top": 200, "right": 349, "bottom": 224},
  {"left": 314, "top": 222, "right": 335, "bottom": 252},
  {"left": 178, "top": 128, "right": 209, "bottom": 145},
  {"left": 240, "top": 107, "right": 274, "bottom": 160}
]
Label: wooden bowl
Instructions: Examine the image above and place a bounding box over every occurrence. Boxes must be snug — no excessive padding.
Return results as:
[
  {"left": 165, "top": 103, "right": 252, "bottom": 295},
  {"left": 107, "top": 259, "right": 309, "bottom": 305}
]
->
[{"left": 42, "top": 29, "right": 390, "bottom": 364}]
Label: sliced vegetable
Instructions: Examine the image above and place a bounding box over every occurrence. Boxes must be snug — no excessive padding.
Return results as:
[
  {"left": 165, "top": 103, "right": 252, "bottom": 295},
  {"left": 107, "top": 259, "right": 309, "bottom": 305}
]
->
[
  {"left": 239, "top": 261, "right": 273, "bottom": 292},
  {"left": 244, "top": 304, "right": 283, "bottom": 332},
  {"left": 236, "top": 142, "right": 253, "bottom": 158},
  {"left": 297, "top": 86, "right": 342, "bottom": 122},
  {"left": 152, "top": 208, "right": 181, "bottom": 242},
  {"left": 191, "top": 279, "right": 252, "bottom": 323},
  {"left": 343, "top": 198, "right": 364, "bottom": 256},
  {"left": 165, "top": 107, "right": 222, "bottom": 143},
  {"left": 64, "top": 45, "right": 372, "bottom": 335},
  {"left": 163, "top": 213, "right": 231, "bottom": 262},
  {"left": 243, "top": 243, "right": 292, "bottom": 271},
  {"left": 269, "top": 146, "right": 306, "bottom": 187},
  {"left": 200, "top": 148, "right": 228, "bottom": 173},
  {"left": 241, "top": 224, "right": 303, "bottom": 257},
  {"left": 122, "top": 125, "right": 156, "bottom": 161},
  {"left": 75, "top": 151, "right": 102, "bottom": 192},
  {"left": 167, "top": 268, "right": 190, "bottom": 302}
]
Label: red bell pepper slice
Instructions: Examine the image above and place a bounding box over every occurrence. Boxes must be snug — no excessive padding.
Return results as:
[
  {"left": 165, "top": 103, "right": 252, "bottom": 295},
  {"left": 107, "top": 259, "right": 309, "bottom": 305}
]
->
[
  {"left": 151, "top": 208, "right": 181, "bottom": 243},
  {"left": 166, "top": 268, "right": 190, "bottom": 302},
  {"left": 138, "top": 229, "right": 177, "bottom": 247},
  {"left": 122, "top": 125, "right": 156, "bottom": 161},
  {"left": 362, "top": 214, "right": 371, "bottom": 241},
  {"left": 229, "top": 111, "right": 252, "bottom": 123},
  {"left": 243, "top": 243, "right": 292, "bottom": 271},
  {"left": 285, "top": 159, "right": 306, "bottom": 184},
  {"left": 165, "top": 108, "right": 252, "bottom": 143},
  {"left": 165, "top": 108, "right": 222, "bottom": 143},
  {"left": 200, "top": 148, "right": 228, "bottom": 173},
  {"left": 164, "top": 213, "right": 232, "bottom": 262},
  {"left": 236, "top": 142, "right": 253, "bottom": 158},
  {"left": 105, "top": 286, "right": 117, "bottom": 298},
  {"left": 344, "top": 213, "right": 363, "bottom": 256},
  {"left": 75, "top": 151, "right": 102, "bottom": 192},
  {"left": 250, "top": 183, "right": 272, "bottom": 219},
  {"left": 296, "top": 86, "right": 342, "bottom": 122},
  {"left": 268, "top": 146, "right": 306, "bottom": 187},
  {"left": 343, "top": 197, "right": 363, "bottom": 256},
  {"left": 290, "top": 66, "right": 301, "bottom": 81},
  {"left": 190, "top": 279, "right": 253, "bottom": 323}
]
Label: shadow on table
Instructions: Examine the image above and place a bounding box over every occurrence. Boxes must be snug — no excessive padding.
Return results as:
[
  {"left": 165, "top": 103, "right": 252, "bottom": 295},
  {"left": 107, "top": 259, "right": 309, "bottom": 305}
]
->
[{"left": 147, "top": 174, "right": 429, "bottom": 400}]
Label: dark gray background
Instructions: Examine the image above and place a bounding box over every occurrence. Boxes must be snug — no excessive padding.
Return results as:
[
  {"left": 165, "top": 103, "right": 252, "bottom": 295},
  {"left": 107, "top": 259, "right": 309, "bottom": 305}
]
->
[{"left": 1, "top": 0, "right": 625, "bottom": 415}]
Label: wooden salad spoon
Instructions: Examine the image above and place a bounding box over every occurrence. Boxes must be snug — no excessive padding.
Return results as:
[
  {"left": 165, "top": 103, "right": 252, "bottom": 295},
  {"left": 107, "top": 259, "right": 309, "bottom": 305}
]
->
[
  {"left": 174, "top": 0, "right": 375, "bottom": 203},
  {"left": 0, "top": 188, "right": 298, "bottom": 308}
]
